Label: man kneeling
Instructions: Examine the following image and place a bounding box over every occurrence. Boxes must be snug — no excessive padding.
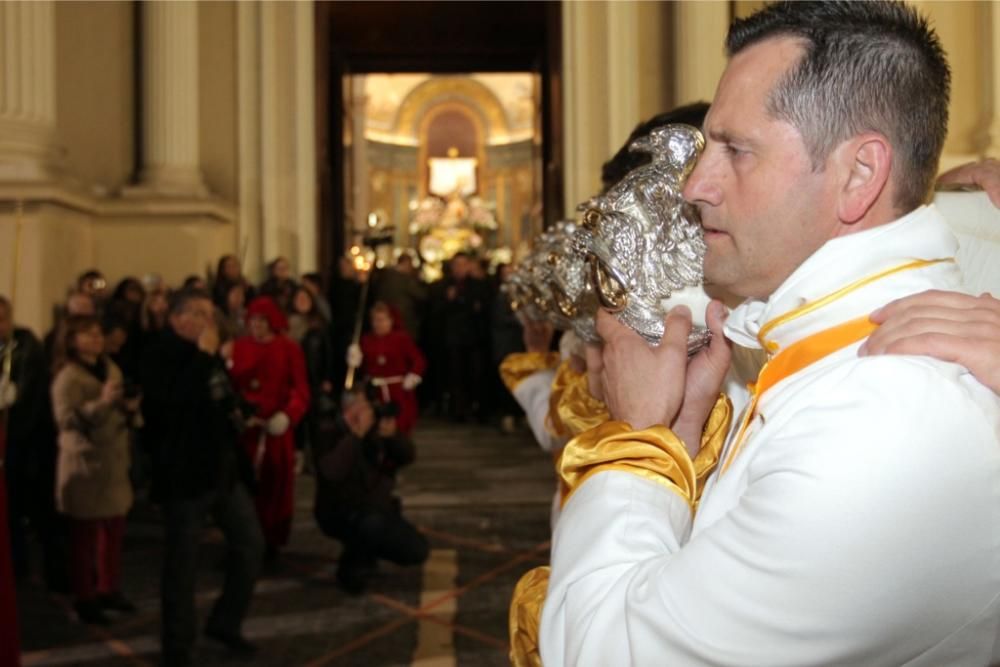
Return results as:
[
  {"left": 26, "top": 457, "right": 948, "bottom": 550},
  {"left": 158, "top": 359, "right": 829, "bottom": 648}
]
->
[{"left": 313, "top": 388, "right": 428, "bottom": 594}]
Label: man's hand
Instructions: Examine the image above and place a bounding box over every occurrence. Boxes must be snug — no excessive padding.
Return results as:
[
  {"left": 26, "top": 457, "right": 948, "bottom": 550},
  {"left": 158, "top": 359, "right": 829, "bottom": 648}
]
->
[
  {"left": 198, "top": 324, "right": 220, "bottom": 355},
  {"left": 862, "top": 290, "right": 1000, "bottom": 394},
  {"left": 523, "top": 319, "right": 555, "bottom": 354},
  {"left": 937, "top": 158, "right": 1000, "bottom": 209},
  {"left": 670, "top": 301, "right": 733, "bottom": 455},
  {"left": 592, "top": 307, "right": 692, "bottom": 431}
]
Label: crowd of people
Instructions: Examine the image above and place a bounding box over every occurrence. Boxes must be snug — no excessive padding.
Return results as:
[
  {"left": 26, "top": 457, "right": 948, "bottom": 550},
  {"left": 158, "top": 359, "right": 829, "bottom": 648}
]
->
[{"left": 0, "top": 250, "right": 528, "bottom": 666}]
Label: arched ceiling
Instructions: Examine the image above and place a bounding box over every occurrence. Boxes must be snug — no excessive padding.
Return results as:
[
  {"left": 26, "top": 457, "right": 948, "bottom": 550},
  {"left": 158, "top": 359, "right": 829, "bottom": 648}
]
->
[{"left": 363, "top": 73, "right": 535, "bottom": 146}]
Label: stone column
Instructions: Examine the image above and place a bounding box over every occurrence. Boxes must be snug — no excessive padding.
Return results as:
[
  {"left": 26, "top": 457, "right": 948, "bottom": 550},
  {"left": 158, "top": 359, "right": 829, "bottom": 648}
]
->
[
  {"left": 673, "top": 1, "right": 730, "bottom": 106},
  {"left": 0, "top": 1, "right": 59, "bottom": 181},
  {"left": 135, "top": 1, "right": 208, "bottom": 196}
]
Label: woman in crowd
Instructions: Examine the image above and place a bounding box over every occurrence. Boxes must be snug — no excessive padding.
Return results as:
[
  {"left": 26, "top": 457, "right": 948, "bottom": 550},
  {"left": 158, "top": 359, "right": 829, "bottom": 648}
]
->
[
  {"left": 213, "top": 254, "right": 255, "bottom": 307},
  {"left": 51, "top": 315, "right": 142, "bottom": 625},
  {"left": 258, "top": 257, "right": 297, "bottom": 313},
  {"left": 140, "top": 286, "right": 170, "bottom": 336},
  {"left": 350, "top": 302, "right": 426, "bottom": 436},
  {"left": 289, "top": 286, "right": 336, "bottom": 467},
  {"left": 216, "top": 281, "right": 247, "bottom": 341},
  {"left": 229, "top": 296, "right": 310, "bottom": 563}
]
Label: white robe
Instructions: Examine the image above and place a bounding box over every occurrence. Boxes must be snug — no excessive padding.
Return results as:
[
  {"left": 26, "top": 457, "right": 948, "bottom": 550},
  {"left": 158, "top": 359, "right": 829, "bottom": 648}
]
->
[{"left": 540, "top": 205, "right": 1000, "bottom": 666}]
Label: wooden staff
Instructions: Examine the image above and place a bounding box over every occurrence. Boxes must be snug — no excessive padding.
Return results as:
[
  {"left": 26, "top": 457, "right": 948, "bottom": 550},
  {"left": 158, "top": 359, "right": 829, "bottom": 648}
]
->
[{"left": 343, "top": 258, "right": 371, "bottom": 391}]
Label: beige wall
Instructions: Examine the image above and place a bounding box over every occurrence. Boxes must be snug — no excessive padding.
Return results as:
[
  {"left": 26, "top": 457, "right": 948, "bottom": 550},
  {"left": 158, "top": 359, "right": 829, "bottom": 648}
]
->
[
  {"left": 199, "top": 0, "right": 239, "bottom": 201},
  {"left": 55, "top": 1, "right": 134, "bottom": 194}
]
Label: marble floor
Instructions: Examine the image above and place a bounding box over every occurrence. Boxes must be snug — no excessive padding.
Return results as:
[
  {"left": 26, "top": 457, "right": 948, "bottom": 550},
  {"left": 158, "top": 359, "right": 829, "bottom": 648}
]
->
[{"left": 15, "top": 418, "right": 555, "bottom": 666}]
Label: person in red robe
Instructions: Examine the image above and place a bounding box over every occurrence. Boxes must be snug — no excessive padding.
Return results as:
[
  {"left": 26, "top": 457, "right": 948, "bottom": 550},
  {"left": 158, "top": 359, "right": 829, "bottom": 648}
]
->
[
  {"left": 349, "top": 302, "right": 426, "bottom": 436},
  {"left": 229, "top": 297, "right": 310, "bottom": 559}
]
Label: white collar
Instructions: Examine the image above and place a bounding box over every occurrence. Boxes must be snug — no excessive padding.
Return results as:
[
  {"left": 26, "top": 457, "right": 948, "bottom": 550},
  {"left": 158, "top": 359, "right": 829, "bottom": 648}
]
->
[{"left": 724, "top": 205, "right": 959, "bottom": 353}]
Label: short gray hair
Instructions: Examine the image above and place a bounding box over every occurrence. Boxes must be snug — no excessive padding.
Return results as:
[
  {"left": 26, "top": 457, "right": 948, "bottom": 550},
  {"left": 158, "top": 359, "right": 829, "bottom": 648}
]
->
[{"left": 727, "top": 1, "right": 950, "bottom": 211}]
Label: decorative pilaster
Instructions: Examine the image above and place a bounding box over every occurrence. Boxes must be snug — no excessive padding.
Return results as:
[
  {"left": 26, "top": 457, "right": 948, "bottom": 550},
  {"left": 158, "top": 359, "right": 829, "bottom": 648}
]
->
[
  {"left": 0, "top": 1, "right": 59, "bottom": 181},
  {"left": 135, "top": 1, "right": 208, "bottom": 196},
  {"left": 672, "top": 2, "right": 730, "bottom": 106}
]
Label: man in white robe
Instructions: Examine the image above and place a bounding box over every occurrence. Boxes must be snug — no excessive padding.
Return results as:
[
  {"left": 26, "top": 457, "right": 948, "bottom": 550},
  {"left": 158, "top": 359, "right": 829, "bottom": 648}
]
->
[{"left": 540, "top": 2, "right": 1000, "bottom": 665}]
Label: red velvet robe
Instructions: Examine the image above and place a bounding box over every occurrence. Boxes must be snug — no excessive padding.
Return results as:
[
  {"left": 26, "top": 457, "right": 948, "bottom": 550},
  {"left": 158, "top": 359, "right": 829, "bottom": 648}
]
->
[
  {"left": 230, "top": 334, "right": 310, "bottom": 548},
  {"left": 360, "top": 330, "right": 427, "bottom": 435},
  {"left": 0, "top": 418, "right": 21, "bottom": 666}
]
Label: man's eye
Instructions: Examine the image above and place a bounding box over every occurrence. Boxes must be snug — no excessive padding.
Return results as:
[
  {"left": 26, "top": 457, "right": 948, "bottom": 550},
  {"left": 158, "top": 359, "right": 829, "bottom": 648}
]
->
[{"left": 723, "top": 144, "right": 745, "bottom": 156}]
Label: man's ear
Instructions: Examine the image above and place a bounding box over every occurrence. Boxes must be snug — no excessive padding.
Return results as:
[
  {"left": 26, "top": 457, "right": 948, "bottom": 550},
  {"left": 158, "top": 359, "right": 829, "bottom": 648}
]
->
[{"left": 835, "top": 133, "right": 892, "bottom": 224}]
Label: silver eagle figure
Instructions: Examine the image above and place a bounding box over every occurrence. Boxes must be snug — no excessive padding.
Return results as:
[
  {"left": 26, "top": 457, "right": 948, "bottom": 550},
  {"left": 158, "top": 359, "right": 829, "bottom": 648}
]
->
[{"left": 581, "top": 123, "right": 711, "bottom": 351}]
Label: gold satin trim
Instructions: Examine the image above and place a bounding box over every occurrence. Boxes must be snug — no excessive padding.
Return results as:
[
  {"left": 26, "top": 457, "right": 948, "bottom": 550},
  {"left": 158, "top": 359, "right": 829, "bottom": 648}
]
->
[
  {"left": 508, "top": 566, "right": 550, "bottom": 667},
  {"left": 692, "top": 394, "right": 732, "bottom": 502},
  {"left": 560, "top": 421, "right": 697, "bottom": 508},
  {"left": 557, "top": 395, "right": 734, "bottom": 508},
  {"left": 547, "top": 360, "right": 610, "bottom": 439},
  {"left": 721, "top": 314, "right": 879, "bottom": 475},
  {"left": 507, "top": 398, "right": 734, "bottom": 665},
  {"left": 757, "top": 257, "right": 954, "bottom": 350},
  {"left": 499, "top": 351, "right": 561, "bottom": 392}
]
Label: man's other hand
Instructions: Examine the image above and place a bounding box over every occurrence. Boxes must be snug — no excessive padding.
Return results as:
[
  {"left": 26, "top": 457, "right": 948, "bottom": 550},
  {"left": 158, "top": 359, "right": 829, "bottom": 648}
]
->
[
  {"left": 593, "top": 307, "right": 691, "bottom": 431},
  {"left": 937, "top": 158, "right": 1000, "bottom": 209},
  {"left": 862, "top": 290, "right": 1000, "bottom": 394}
]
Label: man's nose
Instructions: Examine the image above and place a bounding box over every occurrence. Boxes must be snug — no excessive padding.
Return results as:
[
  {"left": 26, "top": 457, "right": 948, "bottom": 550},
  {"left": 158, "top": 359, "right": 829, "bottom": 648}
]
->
[{"left": 683, "top": 157, "right": 719, "bottom": 207}]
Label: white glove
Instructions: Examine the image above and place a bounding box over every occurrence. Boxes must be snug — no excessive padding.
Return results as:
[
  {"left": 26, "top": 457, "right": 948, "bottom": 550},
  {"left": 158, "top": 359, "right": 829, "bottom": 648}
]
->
[
  {"left": 402, "top": 372, "right": 422, "bottom": 391},
  {"left": 266, "top": 411, "right": 291, "bottom": 436},
  {"left": 0, "top": 378, "right": 16, "bottom": 409},
  {"left": 346, "top": 343, "right": 363, "bottom": 369}
]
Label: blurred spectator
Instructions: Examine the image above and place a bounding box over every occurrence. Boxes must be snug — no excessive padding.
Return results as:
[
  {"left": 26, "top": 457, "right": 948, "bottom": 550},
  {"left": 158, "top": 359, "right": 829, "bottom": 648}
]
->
[
  {"left": 105, "top": 278, "right": 146, "bottom": 382},
  {"left": 490, "top": 264, "right": 525, "bottom": 433},
  {"left": 300, "top": 272, "right": 333, "bottom": 324},
  {"left": 312, "top": 388, "right": 427, "bottom": 594},
  {"left": 140, "top": 286, "right": 170, "bottom": 336},
  {"left": 258, "top": 257, "right": 297, "bottom": 313},
  {"left": 212, "top": 254, "right": 255, "bottom": 310},
  {"left": 140, "top": 289, "right": 263, "bottom": 665},
  {"left": 442, "top": 253, "right": 488, "bottom": 421},
  {"left": 349, "top": 302, "right": 426, "bottom": 436},
  {"left": 182, "top": 275, "right": 207, "bottom": 291},
  {"left": 76, "top": 269, "right": 108, "bottom": 308},
  {"left": 1, "top": 296, "right": 63, "bottom": 588},
  {"left": 215, "top": 281, "right": 247, "bottom": 342},
  {"left": 289, "top": 286, "right": 336, "bottom": 462},
  {"left": 45, "top": 291, "right": 96, "bottom": 361},
  {"left": 327, "top": 257, "right": 366, "bottom": 388},
  {"left": 51, "top": 315, "right": 141, "bottom": 625},
  {"left": 229, "top": 297, "right": 310, "bottom": 563},
  {"left": 372, "top": 254, "right": 427, "bottom": 339}
]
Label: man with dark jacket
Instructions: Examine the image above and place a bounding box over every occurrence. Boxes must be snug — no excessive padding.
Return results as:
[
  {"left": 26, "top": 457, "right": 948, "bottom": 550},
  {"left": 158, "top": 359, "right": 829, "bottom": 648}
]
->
[
  {"left": 313, "top": 388, "right": 428, "bottom": 594},
  {"left": 139, "top": 289, "right": 263, "bottom": 667}
]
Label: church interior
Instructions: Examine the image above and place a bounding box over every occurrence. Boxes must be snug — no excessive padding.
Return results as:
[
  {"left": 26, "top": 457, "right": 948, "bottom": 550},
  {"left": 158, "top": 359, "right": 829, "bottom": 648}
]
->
[{"left": 3, "top": 1, "right": 1000, "bottom": 666}]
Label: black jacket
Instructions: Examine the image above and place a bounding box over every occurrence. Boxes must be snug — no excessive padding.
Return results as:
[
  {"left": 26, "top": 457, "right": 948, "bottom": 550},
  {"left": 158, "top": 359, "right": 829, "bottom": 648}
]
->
[
  {"left": 312, "top": 414, "right": 414, "bottom": 537},
  {"left": 139, "top": 329, "right": 253, "bottom": 501}
]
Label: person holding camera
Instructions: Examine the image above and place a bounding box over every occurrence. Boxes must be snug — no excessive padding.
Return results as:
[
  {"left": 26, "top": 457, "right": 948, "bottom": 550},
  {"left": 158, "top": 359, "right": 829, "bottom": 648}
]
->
[
  {"left": 51, "top": 314, "right": 142, "bottom": 626},
  {"left": 312, "top": 388, "right": 428, "bottom": 595},
  {"left": 139, "top": 289, "right": 263, "bottom": 667}
]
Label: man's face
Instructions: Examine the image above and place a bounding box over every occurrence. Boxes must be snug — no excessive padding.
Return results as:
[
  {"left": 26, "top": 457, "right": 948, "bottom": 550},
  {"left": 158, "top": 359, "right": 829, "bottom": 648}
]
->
[
  {"left": 170, "top": 298, "right": 213, "bottom": 343},
  {"left": 683, "top": 37, "right": 839, "bottom": 300}
]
